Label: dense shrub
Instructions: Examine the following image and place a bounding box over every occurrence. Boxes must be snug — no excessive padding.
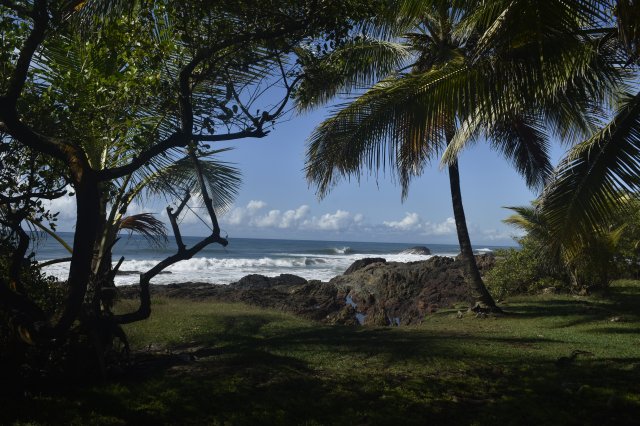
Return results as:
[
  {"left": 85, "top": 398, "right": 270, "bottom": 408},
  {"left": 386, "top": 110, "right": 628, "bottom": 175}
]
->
[
  {"left": 485, "top": 239, "right": 568, "bottom": 300},
  {"left": 0, "top": 240, "right": 67, "bottom": 389}
]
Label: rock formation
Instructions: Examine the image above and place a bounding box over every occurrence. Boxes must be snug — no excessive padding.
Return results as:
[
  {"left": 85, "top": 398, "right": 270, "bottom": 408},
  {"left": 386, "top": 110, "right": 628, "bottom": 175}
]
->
[
  {"left": 118, "top": 255, "right": 497, "bottom": 326},
  {"left": 399, "top": 246, "right": 431, "bottom": 255}
]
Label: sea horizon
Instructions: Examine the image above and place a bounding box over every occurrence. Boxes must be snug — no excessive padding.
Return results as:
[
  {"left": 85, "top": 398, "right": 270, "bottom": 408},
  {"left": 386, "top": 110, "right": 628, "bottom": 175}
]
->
[{"left": 34, "top": 232, "right": 515, "bottom": 286}]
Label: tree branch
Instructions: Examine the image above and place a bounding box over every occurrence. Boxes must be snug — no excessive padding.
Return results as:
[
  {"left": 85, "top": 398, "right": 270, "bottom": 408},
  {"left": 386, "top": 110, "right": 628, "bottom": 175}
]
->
[
  {"left": 191, "top": 127, "right": 268, "bottom": 141},
  {"left": 4, "top": 0, "right": 47, "bottom": 106},
  {"left": 114, "top": 231, "right": 228, "bottom": 325},
  {"left": 97, "top": 131, "right": 189, "bottom": 181}
]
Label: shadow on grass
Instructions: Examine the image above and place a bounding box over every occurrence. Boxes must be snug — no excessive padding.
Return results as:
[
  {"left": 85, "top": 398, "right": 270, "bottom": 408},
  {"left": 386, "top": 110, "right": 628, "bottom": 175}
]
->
[
  {"left": 5, "top": 281, "right": 640, "bottom": 426},
  {"left": 500, "top": 282, "right": 640, "bottom": 330}
]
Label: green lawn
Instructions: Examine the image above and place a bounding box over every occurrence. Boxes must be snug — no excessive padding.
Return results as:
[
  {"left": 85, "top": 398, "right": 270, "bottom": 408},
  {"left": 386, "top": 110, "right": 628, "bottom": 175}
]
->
[{"left": 6, "top": 280, "right": 640, "bottom": 425}]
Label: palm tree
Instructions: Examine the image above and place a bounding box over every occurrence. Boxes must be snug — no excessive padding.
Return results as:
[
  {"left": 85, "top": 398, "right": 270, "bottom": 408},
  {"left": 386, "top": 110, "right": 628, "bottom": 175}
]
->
[
  {"left": 449, "top": 0, "right": 639, "bottom": 256},
  {"left": 298, "top": 0, "right": 569, "bottom": 311}
]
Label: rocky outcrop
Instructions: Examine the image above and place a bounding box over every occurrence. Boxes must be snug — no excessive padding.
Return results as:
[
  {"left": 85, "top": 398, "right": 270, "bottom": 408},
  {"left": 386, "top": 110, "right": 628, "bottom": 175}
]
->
[
  {"left": 330, "top": 256, "right": 471, "bottom": 326},
  {"left": 455, "top": 253, "right": 496, "bottom": 274},
  {"left": 399, "top": 246, "right": 431, "bottom": 255},
  {"left": 343, "top": 257, "right": 386, "bottom": 275},
  {"left": 118, "top": 255, "right": 498, "bottom": 327}
]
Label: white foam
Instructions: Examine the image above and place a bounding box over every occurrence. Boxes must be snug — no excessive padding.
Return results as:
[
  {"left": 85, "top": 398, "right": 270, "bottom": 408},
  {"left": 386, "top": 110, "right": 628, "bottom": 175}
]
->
[
  {"left": 475, "top": 248, "right": 493, "bottom": 253},
  {"left": 40, "top": 251, "right": 442, "bottom": 286},
  {"left": 332, "top": 246, "right": 352, "bottom": 254}
]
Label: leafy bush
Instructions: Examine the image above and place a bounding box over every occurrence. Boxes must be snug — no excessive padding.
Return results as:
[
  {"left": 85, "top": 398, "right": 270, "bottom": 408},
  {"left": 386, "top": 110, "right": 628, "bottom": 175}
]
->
[
  {"left": 485, "top": 239, "right": 568, "bottom": 300},
  {"left": 0, "top": 240, "right": 67, "bottom": 388}
]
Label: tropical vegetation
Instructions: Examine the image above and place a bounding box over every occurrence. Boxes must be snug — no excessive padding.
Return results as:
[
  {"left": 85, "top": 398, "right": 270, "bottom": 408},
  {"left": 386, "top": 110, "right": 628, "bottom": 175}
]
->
[
  {"left": 1, "top": 0, "right": 374, "bottom": 378},
  {"left": 1, "top": 0, "right": 640, "bottom": 422},
  {"left": 299, "top": 0, "right": 639, "bottom": 311}
]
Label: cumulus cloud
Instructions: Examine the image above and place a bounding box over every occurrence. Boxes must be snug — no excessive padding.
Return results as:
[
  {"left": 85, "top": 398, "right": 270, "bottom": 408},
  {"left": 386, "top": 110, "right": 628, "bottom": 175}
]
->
[
  {"left": 220, "top": 201, "right": 364, "bottom": 232},
  {"left": 383, "top": 212, "right": 422, "bottom": 231},
  {"left": 427, "top": 217, "right": 456, "bottom": 235},
  {"left": 306, "top": 209, "right": 354, "bottom": 231},
  {"left": 281, "top": 205, "right": 311, "bottom": 228},
  {"left": 252, "top": 209, "right": 282, "bottom": 227},
  {"left": 382, "top": 213, "right": 457, "bottom": 236},
  {"left": 247, "top": 200, "right": 267, "bottom": 211}
]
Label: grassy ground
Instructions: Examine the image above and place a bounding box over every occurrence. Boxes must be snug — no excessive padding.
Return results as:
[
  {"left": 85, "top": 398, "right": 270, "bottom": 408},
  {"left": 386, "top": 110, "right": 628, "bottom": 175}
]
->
[{"left": 6, "top": 280, "right": 640, "bottom": 425}]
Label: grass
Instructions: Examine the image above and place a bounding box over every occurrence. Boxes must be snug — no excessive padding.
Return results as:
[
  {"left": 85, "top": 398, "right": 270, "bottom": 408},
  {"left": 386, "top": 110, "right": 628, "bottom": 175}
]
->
[{"left": 5, "top": 280, "right": 640, "bottom": 425}]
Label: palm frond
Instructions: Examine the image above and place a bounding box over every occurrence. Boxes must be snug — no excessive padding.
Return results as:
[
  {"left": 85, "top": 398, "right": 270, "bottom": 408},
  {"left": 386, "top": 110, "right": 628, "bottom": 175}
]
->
[
  {"left": 540, "top": 91, "right": 640, "bottom": 251},
  {"left": 119, "top": 212, "right": 167, "bottom": 247},
  {"left": 144, "top": 148, "right": 242, "bottom": 215},
  {"left": 305, "top": 61, "right": 468, "bottom": 198},
  {"left": 615, "top": 0, "right": 640, "bottom": 62},
  {"left": 295, "top": 39, "right": 411, "bottom": 110}
]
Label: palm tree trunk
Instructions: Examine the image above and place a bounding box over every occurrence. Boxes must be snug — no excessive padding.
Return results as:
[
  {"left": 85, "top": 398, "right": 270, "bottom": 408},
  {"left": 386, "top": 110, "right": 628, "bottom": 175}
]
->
[{"left": 448, "top": 160, "right": 500, "bottom": 312}]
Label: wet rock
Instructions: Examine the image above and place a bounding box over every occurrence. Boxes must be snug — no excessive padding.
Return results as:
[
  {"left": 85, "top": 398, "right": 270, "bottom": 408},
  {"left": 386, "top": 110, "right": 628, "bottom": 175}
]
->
[
  {"left": 400, "top": 246, "right": 431, "bottom": 255},
  {"left": 330, "top": 256, "right": 472, "bottom": 325},
  {"left": 343, "top": 257, "right": 387, "bottom": 275},
  {"left": 117, "top": 256, "right": 475, "bottom": 327}
]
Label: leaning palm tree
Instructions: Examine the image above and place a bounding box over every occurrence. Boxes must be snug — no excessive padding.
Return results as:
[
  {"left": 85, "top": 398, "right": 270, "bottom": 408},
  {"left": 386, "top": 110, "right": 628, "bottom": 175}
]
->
[
  {"left": 452, "top": 0, "right": 639, "bottom": 256},
  {"left": 298, "top": 0, "right": 568, "bottom": 311}
]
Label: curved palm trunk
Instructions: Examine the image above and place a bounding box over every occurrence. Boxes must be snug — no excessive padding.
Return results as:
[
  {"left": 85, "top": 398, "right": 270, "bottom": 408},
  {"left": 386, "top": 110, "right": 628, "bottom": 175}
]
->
[{"left": 448, "top": 160, "right": 500, "bottom": 312}]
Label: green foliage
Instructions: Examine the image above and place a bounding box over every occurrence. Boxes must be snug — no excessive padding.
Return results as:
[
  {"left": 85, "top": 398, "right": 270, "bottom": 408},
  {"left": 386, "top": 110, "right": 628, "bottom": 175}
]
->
[
  {"left": 5, "top": 283, "right": 640, "bottom": 424},
  {"left": 499, "top": 197, "right": 640, "bottom": 296},
  {"left": 485, "top": 240, "right": 568, "bottom": 300},
  {"left": 0, "top": 239, "right": 66, "bottom": 386}
]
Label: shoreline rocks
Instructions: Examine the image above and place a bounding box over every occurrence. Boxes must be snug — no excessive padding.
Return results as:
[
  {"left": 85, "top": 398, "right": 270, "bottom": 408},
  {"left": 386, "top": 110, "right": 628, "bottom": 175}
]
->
[
  {"left": 399, "top": 246, "right": 431, "bottom": 255},
  {"left": 118, "top": 255, "right": 496, "bottom": 327}
]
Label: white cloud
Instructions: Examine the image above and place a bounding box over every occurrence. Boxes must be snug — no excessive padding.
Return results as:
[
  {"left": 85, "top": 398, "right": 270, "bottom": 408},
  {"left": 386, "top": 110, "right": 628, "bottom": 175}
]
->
[
  {"left": 224, "top": 207, "right": 247, "bottom": 225},
  {"left": 247, "top": 200, "right": 267, "bottom": 211},
  {"left": 383, "top": 213, "right": 457, "bottom": 236},
  {"left": 383, "top": 212, "right": 422, "bottom": 231},
  {"left": 220, "top": 201, "right": 364, "bottom": 233},
  {"left": 280, "top": 205, "right": 311, "bottom": 228},
  {"left": 308, "top": 209, "right": 354, "bottom": 231},
  {"left": 427, "top": 217, "right": 456, "bottom": 235},
  {"left": 252, "top": 209, "right": 282, "bottom": 227}
]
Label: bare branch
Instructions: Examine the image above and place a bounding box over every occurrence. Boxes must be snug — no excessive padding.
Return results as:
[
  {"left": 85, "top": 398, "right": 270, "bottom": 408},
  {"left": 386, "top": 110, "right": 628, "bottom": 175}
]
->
[
  {"left": 114, "top": 231, "right": 228, "bottom": 325},
  {"left": 97, "top": 131, "right": 189, "bottom": 181},
  {"left": 192, "top": 127, "right": 268, "bottom": 141},
  {"left": 167, "top": 190, "right": 191, "bottom": 252}
]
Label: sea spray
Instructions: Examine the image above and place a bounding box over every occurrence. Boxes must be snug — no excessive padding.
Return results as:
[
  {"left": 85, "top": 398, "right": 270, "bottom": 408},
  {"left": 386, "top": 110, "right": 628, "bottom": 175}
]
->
[{"left": 37, "top": 235, "right": 506, "bottom": 286}]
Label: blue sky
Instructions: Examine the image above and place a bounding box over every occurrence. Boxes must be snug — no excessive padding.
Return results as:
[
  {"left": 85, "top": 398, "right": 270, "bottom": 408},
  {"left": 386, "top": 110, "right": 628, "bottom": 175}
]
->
[
  {"left": 214, "top": 108, "right": 566, "bottom": 245},
  {"left": 49, "top": 106, "right": 567, "bottom": 246}
]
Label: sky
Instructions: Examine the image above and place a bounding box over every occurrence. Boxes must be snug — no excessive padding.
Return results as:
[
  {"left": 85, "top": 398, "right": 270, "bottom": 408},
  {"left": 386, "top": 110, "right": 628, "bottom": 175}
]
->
[{"left": 48, "top": 106, "right": 568, "bottom": 246}]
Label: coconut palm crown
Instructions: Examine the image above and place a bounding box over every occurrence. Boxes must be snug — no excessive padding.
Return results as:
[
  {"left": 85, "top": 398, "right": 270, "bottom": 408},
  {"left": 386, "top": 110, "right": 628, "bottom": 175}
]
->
[{"left": 298, "top": 1, "right": 517, "bottom": 310}]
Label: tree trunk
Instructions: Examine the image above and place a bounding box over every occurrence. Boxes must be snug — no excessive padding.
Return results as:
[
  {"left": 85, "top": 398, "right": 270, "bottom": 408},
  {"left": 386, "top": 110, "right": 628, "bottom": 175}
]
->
[
  {"left": 51, "top": 172, "right": 102, "bottom": 336},
  {"left": 448, "top": 161, "right": 500, "bottom": 312}
]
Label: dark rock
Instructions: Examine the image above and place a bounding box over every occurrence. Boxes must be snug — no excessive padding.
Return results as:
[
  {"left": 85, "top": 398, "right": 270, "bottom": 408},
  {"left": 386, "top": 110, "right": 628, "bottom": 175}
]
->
[
  {"left": 343, "top": 257, "right": 386, "bottom": 275},
  {"left": 454, "top": 253, "right": 496, "bottom": 274},
  {"left": 400, "top": 246, "right": 431, "bottom": 255},
  {"left": 230, "top": 274, "right": 273, "bottom": 290},
  {"left": 330, "top": 256, "right": 472, "bottom": 325},
  {"left": 117, "top": 257, "right": 475, "bottom": 327}
]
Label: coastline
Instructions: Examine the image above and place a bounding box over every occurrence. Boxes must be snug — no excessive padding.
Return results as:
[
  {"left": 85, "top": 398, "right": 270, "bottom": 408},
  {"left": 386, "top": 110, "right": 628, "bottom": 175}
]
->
[{"left": 117, "top": 254, "right": 496, "bottom": 326}]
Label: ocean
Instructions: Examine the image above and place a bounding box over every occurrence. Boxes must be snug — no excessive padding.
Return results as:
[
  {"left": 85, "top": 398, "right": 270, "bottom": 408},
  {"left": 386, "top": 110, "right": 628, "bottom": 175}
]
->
[{"left": 34, "top": 233, "right": 506, "bottom": 285}]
